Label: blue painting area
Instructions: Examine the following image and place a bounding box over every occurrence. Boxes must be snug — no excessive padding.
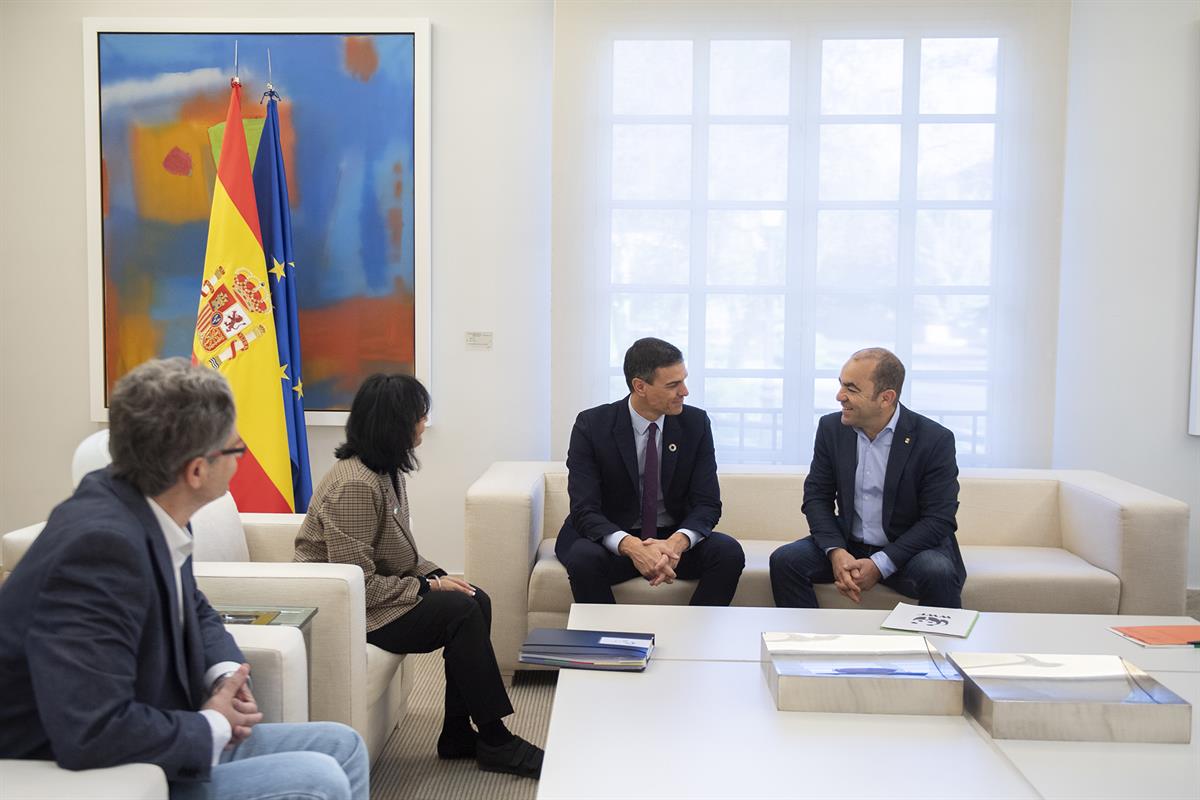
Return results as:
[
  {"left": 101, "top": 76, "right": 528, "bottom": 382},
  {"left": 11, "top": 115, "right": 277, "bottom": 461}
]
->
[{"left": 97, "top": 31, "right": 416, "bottom": 366}]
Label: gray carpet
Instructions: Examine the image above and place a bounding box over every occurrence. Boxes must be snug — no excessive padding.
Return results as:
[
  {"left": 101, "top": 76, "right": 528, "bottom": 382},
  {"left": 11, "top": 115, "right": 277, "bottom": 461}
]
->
[{"left": 370, "top": 653, "right": 557, "bottom": 800}]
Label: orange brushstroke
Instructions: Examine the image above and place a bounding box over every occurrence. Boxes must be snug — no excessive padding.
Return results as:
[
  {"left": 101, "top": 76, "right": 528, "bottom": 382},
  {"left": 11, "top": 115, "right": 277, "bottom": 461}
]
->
[
  {"left": 130, "top": 120, "right": 217, "bottom": 223},
  {"left": 344, "top": 37, "right": 379, "bottom": 82},
  {"left": 104, "top": 273, "right": 163, "bottom": 398},
  {"left": 298, "top": 279, "right": 415, "bottom": 395},
  {"left": 386, "top": 208, "right": 404, "bottom": 260}
]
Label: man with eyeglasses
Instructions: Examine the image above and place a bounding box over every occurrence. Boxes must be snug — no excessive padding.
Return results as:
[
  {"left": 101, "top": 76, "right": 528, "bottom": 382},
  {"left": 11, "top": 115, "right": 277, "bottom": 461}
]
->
[{"left": 0, "top": 358, "right": 368, "bottom": 800}]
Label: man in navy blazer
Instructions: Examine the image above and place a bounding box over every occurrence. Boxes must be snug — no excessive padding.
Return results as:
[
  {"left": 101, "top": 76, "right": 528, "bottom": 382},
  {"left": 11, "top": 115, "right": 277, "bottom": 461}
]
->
[
  {"left": 0, "top": 358, "right": 367, "bottom": 799},
  {"left": 556, "top": 338, "right": 745, "bottom": 605},
  {"left": 770, "top": 348, "right": 966, "bottom": 608}
]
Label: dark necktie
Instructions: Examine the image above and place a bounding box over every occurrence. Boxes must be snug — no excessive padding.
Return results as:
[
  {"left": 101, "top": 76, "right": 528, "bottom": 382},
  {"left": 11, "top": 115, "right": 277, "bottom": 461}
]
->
[{"left": 641, "top": 422, "right": 659, "bottom": 540}]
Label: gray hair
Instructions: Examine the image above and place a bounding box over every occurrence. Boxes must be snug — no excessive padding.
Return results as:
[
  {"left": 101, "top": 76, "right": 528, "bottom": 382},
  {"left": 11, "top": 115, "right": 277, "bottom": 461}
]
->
[
  {"left": 850, "top": 347, "right": 906, "bottom": 400},
  {"left": 108, "top": 357, "right": 236, "bottom": 496}
]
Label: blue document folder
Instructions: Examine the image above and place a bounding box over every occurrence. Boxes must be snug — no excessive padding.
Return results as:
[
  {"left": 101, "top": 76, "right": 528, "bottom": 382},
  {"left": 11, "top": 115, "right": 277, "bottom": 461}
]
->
[{"left": 519, "top": 628, "right": 655, "bottom": 671}]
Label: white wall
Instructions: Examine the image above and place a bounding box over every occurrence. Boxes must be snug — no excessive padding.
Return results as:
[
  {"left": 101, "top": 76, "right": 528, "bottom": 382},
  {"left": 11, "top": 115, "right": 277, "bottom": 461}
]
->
[
  {"left": 1055, "top": 0, "right": 1200, "bottom": 586},
  {"left": 0, "top": 0, "right": 553, "bottom": 571}
]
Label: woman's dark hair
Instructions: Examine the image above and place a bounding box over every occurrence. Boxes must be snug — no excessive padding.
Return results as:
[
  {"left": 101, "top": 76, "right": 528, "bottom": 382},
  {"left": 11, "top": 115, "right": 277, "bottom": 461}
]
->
[{"left": 334, "top": 374, "right": 431, "bottom": 474}]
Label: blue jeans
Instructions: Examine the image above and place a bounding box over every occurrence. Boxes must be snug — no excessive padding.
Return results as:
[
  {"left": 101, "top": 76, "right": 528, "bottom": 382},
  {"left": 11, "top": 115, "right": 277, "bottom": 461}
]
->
[
  {"left": 769, "top": 536, "right": 963, "bottom": 608},
  {"left": 171, "top": 722, "right": 368, "bottom": 800}
]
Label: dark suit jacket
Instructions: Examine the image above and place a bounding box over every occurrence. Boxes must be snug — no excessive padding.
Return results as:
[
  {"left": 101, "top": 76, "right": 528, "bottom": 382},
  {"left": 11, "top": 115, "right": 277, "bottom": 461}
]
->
[
  {"left": 0, "top": 468, "right": 242, "bottom": 782},
  {"left": 556, "top": 397, "right": 721, "bottom": 554},
  {"left": 802, "top": 404, "right": 966, "bottom": 579}
]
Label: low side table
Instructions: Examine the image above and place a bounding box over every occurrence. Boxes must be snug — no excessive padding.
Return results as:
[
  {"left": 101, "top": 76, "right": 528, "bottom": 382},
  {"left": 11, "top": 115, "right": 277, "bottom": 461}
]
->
[{"left": 214, "top": 605, "right": 318, "bottom": 701}]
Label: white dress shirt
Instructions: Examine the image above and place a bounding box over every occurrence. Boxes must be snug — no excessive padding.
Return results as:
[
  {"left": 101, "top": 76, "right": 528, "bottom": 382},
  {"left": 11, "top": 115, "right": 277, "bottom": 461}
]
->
[
  {"left": 603, "top": 399, "right": 703, "bottom": 555},
  {"left": 849, "top": 406, "right": 900, "bottom": 579},
  {"left": 148, "top": 499, "right": 240, "bottom": 765}
]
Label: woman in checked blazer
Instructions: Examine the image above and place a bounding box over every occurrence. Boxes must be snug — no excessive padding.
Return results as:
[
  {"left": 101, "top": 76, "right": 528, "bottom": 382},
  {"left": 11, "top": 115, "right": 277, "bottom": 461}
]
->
[{"left": 294, "top": 374, "right": 542, "bottom": 779}]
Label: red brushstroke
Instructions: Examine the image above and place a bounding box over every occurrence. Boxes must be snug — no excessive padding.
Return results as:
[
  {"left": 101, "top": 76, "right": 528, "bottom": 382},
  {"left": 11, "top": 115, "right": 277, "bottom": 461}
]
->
[{"left": 162, "top": 146, "right": 193, "bottom": 176}]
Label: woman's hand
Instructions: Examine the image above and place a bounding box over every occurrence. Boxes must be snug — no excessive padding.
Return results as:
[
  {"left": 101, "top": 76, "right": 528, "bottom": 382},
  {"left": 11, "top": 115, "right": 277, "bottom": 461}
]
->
[{"left": 430, "top": 575, "right": 476, "bottom": 596}]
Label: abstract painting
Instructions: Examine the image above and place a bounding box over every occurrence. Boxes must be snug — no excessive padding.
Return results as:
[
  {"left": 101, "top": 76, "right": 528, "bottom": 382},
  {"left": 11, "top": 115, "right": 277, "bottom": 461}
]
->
[{"left": 83, "top": 18, "right": 431, "bottom": 419}]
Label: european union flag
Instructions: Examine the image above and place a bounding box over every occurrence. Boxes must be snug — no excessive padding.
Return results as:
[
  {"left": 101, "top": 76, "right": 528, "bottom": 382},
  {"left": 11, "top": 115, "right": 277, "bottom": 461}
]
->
[{"left": 253, "top": 90, "right": 313, "bottom": 512}]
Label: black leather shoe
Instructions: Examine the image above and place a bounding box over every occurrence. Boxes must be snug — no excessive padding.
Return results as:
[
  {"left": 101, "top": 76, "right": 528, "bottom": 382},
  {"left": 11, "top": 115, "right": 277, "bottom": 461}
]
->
[
  {"left": 475, "top": 735, "right": 544, "bottom": 779},
  {"left": 436, "top": 730, "right": 478, "bottom": 759}
]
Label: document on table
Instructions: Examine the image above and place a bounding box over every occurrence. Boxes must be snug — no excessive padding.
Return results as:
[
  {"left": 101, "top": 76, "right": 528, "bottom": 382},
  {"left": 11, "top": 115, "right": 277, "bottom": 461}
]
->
[
  {"left": 1108, "top": 624, "right": 1200, "bottom": 647},
  {"left": 880, "top": 602, "right": 979, "bottom": 638},
  {"left": 519, "top": 628, "right": 655, "bottom": 671}
]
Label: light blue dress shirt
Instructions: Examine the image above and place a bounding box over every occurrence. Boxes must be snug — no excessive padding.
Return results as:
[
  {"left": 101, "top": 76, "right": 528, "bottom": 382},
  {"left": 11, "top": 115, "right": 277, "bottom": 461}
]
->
[
  {"left": 603, "top": 399, "right": 702, "bottom": 555},
  {"left": 850, "top": 406, "right": 900, "bottom": 579}
]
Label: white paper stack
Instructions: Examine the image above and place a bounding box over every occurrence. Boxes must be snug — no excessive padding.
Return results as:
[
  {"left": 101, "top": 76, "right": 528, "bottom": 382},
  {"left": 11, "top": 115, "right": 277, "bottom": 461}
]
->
[
  {"left": 948, "top": 651, "right": 1192, "bottom": 743},
  {"left": 761, "top": 632, "right": 963, "bottom": 715}
]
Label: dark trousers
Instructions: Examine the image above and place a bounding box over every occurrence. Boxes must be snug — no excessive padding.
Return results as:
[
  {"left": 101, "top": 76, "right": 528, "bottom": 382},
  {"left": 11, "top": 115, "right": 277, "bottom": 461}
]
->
[
  {"left": 367, "top": 586, "right": 514, "bottom": 725},
  {"left": 556, "top": 529, "right": 745, "bottom": 605},
  {"left": 769, "top": 536, "right": 964, "bottom": 609}
]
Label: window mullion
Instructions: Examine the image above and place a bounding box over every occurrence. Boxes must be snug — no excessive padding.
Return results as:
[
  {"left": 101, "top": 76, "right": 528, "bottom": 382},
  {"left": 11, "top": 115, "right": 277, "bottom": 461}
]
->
[{"left": 689, "top": 38, "right": 710, "bottom": 409}]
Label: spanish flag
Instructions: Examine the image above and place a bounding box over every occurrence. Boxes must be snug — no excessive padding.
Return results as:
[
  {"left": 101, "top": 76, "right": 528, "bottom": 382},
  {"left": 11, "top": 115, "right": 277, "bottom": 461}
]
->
[{"left": 191, "top": 80, "right": 294, "bottom": 513}]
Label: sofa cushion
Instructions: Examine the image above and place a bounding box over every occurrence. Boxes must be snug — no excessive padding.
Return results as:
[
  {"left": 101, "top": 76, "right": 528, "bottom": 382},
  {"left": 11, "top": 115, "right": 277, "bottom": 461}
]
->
[
  {"left": 529, "top": 539, "right": 1120, "bottom": 615},
  {"left": 191, "top": 492, "right": 250, "bottom": 562},
  {"left": 958, "top": 545, "right": 1119, "bottom": 613}
]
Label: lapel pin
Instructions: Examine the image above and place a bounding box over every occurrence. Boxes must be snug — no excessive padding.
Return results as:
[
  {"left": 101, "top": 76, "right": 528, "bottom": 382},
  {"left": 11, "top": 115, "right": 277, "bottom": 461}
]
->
[
  {"left": 904, "top": 436, "right": 911, "bottom": 445},
  {"left": 668, "top": 443, "right": 678, "bottom": 453}
]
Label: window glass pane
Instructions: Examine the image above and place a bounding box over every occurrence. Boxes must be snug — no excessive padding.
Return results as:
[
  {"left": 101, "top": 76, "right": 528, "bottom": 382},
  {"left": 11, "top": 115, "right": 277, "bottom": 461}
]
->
[
  {"left": 821, "top": 39, "right": 904, "bottom": 115},
  {"left": 913, "top": 295, "right": 989, "bottom": 371},
  {"left": 819, "top": 124, "right": 901, "bottom": 200},
  {"left": 816, "top": 210, "right": 899, "bottom": 288},
  {"left": 909, "top": 379, "right": 987, "bottom": 413},
  {"left": 706, "top": 294, "right": 785, "bottom": 369},
  {"left": 613, "top": 41, "right": 692, "bottom": 115},
  {"left": 937, "top": 414, "right": 987, "bottom": 457},
  {"left": 710, "top": 412, "right": 784, "bottom": 452},
  {"left": 917, "top": 123, "right": 994, "bottom": 201},
  {"left": 814, "top": 295, "right": 897, "bottom": 369},
  {"left": 708, "top": 124, "right": 788, "bottom": 201},
  {"left": 706, "top": 377, "right": 784, "bottom": 408},
  {"left": 611, "top": 210, "right": 690, "bottom": 285},
  {"left": 813, "top": 378, "right": 841, "bottom": 411},
  {"left": 920, "top": 38, "right": 998, "bottom": 114},
  {"left": 613, "top": 124, "right": 692, "bottom": 201},
  {"left": 915, "top": 210, "right": 992, "bottom": 286},
  {"left": 610, "top": 293, "right": 688, "bottom": 366},
  {"left": 707, "top": 210, "right": 786, "bottom": 286},
  {"left": 710, "top": 41, "right": 790, "bottom": 115}
]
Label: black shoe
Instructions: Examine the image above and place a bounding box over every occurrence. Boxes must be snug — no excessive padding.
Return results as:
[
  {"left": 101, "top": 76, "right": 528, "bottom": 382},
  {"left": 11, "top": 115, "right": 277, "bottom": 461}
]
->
[
  {"left": 475, "top": 735, "right": 544, "bottom": 779},
  {"left": 436, "top": 730, "right": 478, "bottom": 759}
]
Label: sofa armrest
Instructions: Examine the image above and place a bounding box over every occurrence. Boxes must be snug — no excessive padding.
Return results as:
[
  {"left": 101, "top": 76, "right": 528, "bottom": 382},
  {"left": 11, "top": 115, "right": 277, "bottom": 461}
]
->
[
  {"left": 0, "top": 760, "right": 166, "bottom": 800},
  {"left": 194, "top": 562, "right": 369, "bottom": 739},
  {"left": 238, "top": 512, "right": 306, "bottom": 562},
  {"left": 465, "top": 462, "right": 558, "bottom": 675},
  {"left": 1056, "top": 470, "right": 1189, "bottom": 615},
  {"left": 226, "top": 624, "right": 309, "bottom": 723},
  {"left": 2, "top": 522, "right": 46, "bottom": 582}
]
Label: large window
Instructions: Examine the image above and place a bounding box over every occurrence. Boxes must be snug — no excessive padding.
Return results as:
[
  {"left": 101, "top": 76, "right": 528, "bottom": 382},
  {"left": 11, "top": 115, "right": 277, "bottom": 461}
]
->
[{"left": 603, "top": 36, "right": 1000, "bottom": 466}]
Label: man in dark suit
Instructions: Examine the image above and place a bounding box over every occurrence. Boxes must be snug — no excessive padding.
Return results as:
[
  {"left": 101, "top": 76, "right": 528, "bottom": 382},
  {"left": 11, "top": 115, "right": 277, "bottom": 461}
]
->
[
  {"left": 770, "top": 348, "right": 966, "bottom": 608},
  {"left": 0, "top": 358, "right": 367, "bottom": 799},
  {"left": 556, "top": 338, "right": 745, "bottom": 605}
]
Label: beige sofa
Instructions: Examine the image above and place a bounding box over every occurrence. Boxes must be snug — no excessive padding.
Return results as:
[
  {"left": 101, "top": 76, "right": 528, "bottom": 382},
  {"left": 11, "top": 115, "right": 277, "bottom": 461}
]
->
[
  {"left": 2, "top": 512, "right": 410, "bottom": 762},
  {"left": 466, "top": 463, "right": 1190, "bottom": 675}
]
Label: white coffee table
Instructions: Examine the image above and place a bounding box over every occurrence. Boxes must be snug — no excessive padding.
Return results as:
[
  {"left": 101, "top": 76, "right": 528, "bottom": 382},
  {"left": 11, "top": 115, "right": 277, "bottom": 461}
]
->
[{"left": 536, "top": 604, "right": 1200, "bottom": 800}]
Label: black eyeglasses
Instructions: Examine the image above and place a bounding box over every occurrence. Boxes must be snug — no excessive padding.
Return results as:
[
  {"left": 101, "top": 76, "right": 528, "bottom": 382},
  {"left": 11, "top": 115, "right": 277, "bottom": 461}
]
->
[{"left": 206, "top": 446, "right": 247, "bottom": 460}]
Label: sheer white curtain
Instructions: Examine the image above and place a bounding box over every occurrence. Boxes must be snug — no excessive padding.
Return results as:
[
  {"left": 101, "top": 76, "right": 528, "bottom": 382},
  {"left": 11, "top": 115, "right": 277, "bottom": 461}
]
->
[{"left": 551, "top": 0, "right": 1069, "bottom": 468}]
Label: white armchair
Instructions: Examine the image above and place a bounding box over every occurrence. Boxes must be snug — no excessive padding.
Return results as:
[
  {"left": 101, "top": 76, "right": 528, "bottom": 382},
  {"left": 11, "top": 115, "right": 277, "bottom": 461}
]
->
[
  {"left": 2, "top": 430, "right": 410, "bottom": 761},
  {"left": 2, "top": 514, "right": 410, "bottom": 763},
  {"left": 0, "top": 623, "right": 308, "bottom": 800}
]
